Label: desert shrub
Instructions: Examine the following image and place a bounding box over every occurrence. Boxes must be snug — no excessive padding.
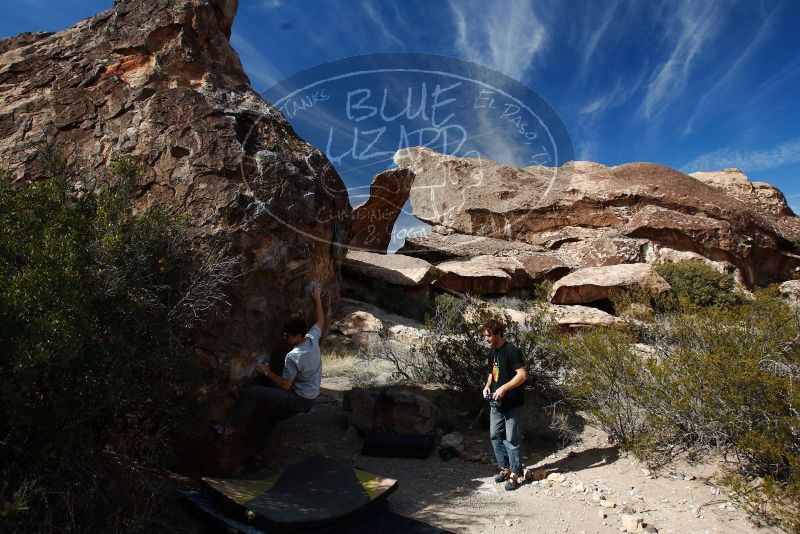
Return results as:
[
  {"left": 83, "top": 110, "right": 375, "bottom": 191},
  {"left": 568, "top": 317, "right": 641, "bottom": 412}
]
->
[
  {"left": 610, "top": 286, "right": 657, "bottom": 321},
  {"left": 562, "top": 328, "right": 651, "bottom": 451},
  {"left": 414, "top": 294, "right": 564, "bottom": 405},
  {"left": 649, "top": 295, "right": 799, "bottom": 531},
  {"left": 0, "top": 150, "right": 237, "bottom": 531},
  {"left": 655, "top": 261, "right": 740, "bottom": 309},
  {"left": 356, "top": 342, "right": 426, "bottom": 384},
  {"left": 530, "top": 279, "right": 554, "bottom": 302},
  {"left": 490, "top": 295, "right": 525, "bottom": 310},
  {"left": 564, "top": 291, "right": 800, "bottom": 531}
]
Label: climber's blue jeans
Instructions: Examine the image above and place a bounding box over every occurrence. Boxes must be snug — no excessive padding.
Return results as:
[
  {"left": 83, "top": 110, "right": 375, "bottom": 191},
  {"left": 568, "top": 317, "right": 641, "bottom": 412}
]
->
[{"left": 490, "top": 404, "right": 523, "bottom": 475}]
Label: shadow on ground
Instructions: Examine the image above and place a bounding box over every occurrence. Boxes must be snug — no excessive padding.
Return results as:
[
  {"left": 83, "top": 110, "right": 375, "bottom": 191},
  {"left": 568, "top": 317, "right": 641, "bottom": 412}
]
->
[{"left": 201, "top": 383, "right": 597, "bottom": 533}]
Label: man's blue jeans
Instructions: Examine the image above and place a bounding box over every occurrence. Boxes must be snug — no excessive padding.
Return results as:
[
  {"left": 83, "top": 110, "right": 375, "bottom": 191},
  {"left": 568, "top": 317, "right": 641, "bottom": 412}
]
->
[{"left": 490, "top": 404, "right": 523, "bottom": 475}]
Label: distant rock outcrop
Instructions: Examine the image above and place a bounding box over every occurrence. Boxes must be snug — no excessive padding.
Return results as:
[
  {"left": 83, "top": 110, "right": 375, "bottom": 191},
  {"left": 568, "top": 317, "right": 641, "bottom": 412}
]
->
[
  {"left": 385, "top": 147, "right": 800, "bottom": 286},
  {"left": 690, "top": 168, "right": 793, "bottom": 216},
  {"left": 435, "top": 255, "right": 532, "bottom": 294},
  {"left": 0, "top": 1, "right": 351, "bottom": 381},
  {"left": 550, "top": 263, "right": 671, "bottom": 305},
  {"left": 343, "top": 250, "right": 440, "bottom": 287}
]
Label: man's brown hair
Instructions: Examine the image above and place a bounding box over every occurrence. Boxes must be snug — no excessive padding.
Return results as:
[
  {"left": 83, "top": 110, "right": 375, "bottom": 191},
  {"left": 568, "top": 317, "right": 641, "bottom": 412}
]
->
[{"left": 483, "top": 319, "right": 505, "bottom": 337}]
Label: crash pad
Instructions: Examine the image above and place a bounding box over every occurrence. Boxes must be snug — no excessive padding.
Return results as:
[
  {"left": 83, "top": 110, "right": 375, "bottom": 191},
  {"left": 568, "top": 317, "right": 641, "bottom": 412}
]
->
[{"left": 200, "top": 455, "right": 398, "bottom": 532}]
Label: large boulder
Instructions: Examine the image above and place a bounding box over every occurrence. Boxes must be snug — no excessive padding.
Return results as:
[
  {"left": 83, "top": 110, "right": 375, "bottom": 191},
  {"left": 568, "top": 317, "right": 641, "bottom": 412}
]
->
[
  {"left": 779, "top": 280, "right": 800, "bottom": 300},
  {"left": 0, "top": 1, "right": 352, "bottom": 378},
  {"left": 400, "top": 228, "right": 546, "bottom": 262},
  {"left": 556, "top": 237, "right": 645, "bottom": 268},
  {"left": 550, "top": 263, "right": 671, "bottom": 305},
  {"left": 328, "top": 298, "right": 426, "bottom": 351},
  {"left": 690, "top": 168, "right": 793, "bottom": 216},
  {"left": 434, "top": 255, "right": 529, "bottom": 294},
  {"left": 389, "top": 148, "right": 800, "bottom": 285},
  {"left": 350, "top": 168, "right": 414, "bottom": 252},
  {"left": 343, "top": 386, "right": 437, "bottom": 435},
  {"left": 343, "top": 250, "right": 440, "bottom": 286},
  {"left": 329, "top": 310, "right": 383, "bottom": 350},
  {"left": 549, "top": 304, "right": 622, "bottom": 328}
]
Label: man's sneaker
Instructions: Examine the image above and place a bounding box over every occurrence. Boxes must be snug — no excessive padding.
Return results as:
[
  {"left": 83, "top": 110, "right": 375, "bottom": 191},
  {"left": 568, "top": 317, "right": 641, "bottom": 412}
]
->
[
  {"left": 494, "top": 468, "right": 511, "bottom": 483},
  {"left": 210, "top": 419, "right": 227, "bottom": 435},
  {"left": 504, "top": 474, "right": 521, "bottom": 491},
  {"left": 210, "top": 420, "right": 237, "bottom": 437}
]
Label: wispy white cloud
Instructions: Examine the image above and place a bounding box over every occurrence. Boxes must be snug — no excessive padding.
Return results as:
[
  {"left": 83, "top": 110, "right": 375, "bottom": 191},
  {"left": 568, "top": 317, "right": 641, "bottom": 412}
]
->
[
  {"left": 576, "top": 139, "right": 598, "bottom": 162},
  {"left": 683, "top": 138, "right": 800, "bottom": 172},
  {"left": 747, "top": 55, "right": 800, "bottom": 110},
  {"left": 361, "top": 0, "right": 404, "bottom": 49},
  {"left": 575, "top": 2, "right": 623, "bottom": 82},
  {"left": 230, "top": 32, "right": 284, "bottom": 90},
  {"left": 578, "top": 77, "right": 642, "bottom": 115},
  {"left": 683, "top": 5, "right": 783, "bottom": 134},
  {"left": 449, "top": 0, "right": 549, "bottom": 80},
  {"left": 638, "top": 2, "right": 724, "bottom": 121},
  {"left": 575, "top": 76, "right": 643, "bottom": 162}
]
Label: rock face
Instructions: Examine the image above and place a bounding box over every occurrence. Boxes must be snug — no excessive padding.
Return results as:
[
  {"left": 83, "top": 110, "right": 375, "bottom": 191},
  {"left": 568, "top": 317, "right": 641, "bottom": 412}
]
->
[
  {"left": 690, "top": 169, "right": 793, "bottom": 216},
  {"left": 343, "top": 386, "right": 437, "bottom": 435},
  {"left": 435, "top": 255, "right": 530, "bottom": 294},
  {"left": 779, "top": 280, "right": 800, "bottom": 300},
  {"left": 343, "top": 250, "right": 439, "bottom": 286},
  {"left": 328, "top": 298, "right": 425, "bottom": 351},
  {"left": 400, "top": 228, "right": 546, "bottom": 262},
  {"left": 549, "top": 304, "right": 622, "bottom": 328},
  {"left": 350, "top": 168, "right": 414, "bottom": 252},
  {"left": 550, "top": 264, "right": 671, "bottom": 305},
  {"left": 390, "top": 148, "right": 800, "bottom": 286},
  {"left": 0, "top": 1, "right": 351, "bottom": 379}
]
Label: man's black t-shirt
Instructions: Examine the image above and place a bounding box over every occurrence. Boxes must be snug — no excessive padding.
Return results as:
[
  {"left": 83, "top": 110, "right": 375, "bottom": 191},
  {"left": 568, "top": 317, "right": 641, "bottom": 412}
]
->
[{"left": 488, "top": 342, "right": 526, "bottom": 408}]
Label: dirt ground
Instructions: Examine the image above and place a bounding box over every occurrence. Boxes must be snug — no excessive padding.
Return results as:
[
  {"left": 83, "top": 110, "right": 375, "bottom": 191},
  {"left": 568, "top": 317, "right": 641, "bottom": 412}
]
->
[{"left": 239, "top": 363, "right": 780, "bottom": 534}]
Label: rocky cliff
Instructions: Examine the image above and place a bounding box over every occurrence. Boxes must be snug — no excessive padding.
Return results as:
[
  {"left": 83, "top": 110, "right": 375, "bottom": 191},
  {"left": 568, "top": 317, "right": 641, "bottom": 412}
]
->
[
  {"left": 351, "top": 147, "right": 800, "bottom": 289},
  {"left": 0, "top": 1, "right": 351, "bottom": 383}
]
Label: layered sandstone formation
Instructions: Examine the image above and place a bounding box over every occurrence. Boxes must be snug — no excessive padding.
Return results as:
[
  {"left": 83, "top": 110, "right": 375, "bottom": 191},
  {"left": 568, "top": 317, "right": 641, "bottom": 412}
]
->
[
  {"left": 352, "top": 147, "right": 799, "bottom": 290},
  {"left": 0, "top": 1, "right": 351, "bottom": 380},
  {"left": 550, "top": 264, "right": 671, "bottom": 305}
]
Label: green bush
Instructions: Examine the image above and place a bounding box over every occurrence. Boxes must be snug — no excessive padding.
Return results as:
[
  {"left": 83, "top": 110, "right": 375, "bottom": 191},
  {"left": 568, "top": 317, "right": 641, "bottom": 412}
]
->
[
  {"left": 0, "top": 150, "right": 237, "bottom": 531},
  {"left": 562, "top": 328, "right": 651, "bottom": 451},
  {"left": 415, "top": 294, "right": 564, "bottom": 404},
  {"left": 655, "top": 261, "right": 740, "bottom": 309},
  {"left": 564, "top": 291, "right": 800, "bottom": 531}
]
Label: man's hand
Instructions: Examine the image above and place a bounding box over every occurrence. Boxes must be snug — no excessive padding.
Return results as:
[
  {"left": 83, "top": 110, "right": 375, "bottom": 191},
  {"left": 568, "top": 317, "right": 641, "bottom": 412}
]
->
[
  {"left": 311, "top": 286, "right": 322, "bottom": 301},
  {"left": 256, "top": 362, "right": 270, "bottom": 377},
  {"left": 482, "top": 385, "right": 491, "bottom": 399},
  {"left": 492, "top": 386, "right": 506, "bottom": 401}
]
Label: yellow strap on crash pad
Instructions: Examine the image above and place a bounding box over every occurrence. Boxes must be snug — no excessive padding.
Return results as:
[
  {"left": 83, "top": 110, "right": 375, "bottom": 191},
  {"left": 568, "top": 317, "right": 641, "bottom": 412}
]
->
[
  {"left": 203, "top": 474, "right": 280, "bottom": 504},
  {"left": 353, "top": 468, "right": 394, "bottom": 500}
]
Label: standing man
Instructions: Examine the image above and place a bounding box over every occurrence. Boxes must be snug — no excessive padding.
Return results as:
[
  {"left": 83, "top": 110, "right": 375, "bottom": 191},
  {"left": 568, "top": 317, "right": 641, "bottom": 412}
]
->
[
  {"left": 214, "top": 286, "right": 325, "bottom": 437},
  {"left": 482, "top": 319, "right": 527, "bottom": 491}
]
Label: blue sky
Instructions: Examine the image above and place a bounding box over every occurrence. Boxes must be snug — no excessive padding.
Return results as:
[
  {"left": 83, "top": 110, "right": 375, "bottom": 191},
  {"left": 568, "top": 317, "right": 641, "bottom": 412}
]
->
[{"left": 4, "top": 0, "right": 800, "bottom": 217}]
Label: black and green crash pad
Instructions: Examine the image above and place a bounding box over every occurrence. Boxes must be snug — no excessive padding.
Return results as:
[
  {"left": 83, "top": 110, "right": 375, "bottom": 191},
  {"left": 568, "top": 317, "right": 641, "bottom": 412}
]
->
[
  {"left": 184, "top": 488, "right": 452, "bottom": 533},
  {"left": 184, "top": 455, "right": 450, "bottom": 533}
]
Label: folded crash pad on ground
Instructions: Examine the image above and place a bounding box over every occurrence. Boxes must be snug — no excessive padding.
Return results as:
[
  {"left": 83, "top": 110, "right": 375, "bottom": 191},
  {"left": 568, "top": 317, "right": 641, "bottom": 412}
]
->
[
  {"left": 360, "top": 433, "right": 435, "bottom": 459},
  {"left": 197, "top": 455, "right": 401, "bottom": 532},
  {"left": 184, "top": 488, "right": 452, "bottom": 533}
]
